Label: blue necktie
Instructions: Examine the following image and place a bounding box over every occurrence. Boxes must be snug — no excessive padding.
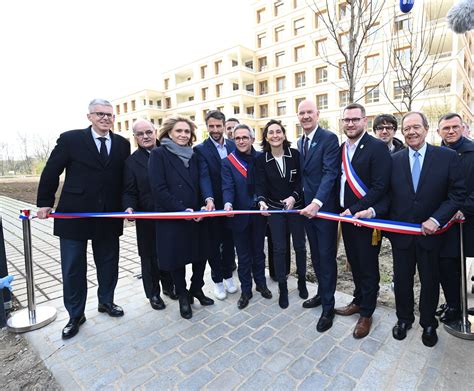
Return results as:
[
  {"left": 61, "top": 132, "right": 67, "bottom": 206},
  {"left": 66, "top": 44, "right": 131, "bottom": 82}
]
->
[{"left": 412, "top": 151, "right": 421, "bottom": 192}]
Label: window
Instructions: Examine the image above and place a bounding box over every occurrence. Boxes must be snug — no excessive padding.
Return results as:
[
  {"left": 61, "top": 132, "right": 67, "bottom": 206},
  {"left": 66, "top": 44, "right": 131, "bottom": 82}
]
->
[
  {"left": 131, "top": 100, "right": 136, "bottom": 111},
  {"left": 164, "top": 78, "right": 169, "bottom": 90},
  {"left": 259, "top": 104, "right": 269, "bottom": 118},
  {"left": 125, "top": 120, "right": 129, "bottom": 130},
  {"left": 258, "top": 56, "right": 268, "bottom": 71},
  {"left": 365, "top": 54, "right": 380, "bottom": 73},
  {"left": 295, "top": 97, "right": 305, "bottom": 111},
  {"left": 201, "top": 87, "right": 208, "bottom": 100},
  {"left": 123, "top": 102, "right": 128, "bottom": 113},
  {"left": 256, "top": 8, "right": 265, "bottom": 23},
  {"left": 274, "top": 25, "right": 285, "bottom": 42},
  {"left": 366, "top": 22, "right": 380, "bottom": 42},
  {"left": 257, "top": 32, "right": 267, "bottom": 48},
  {"left": 276, "top": 100, "right": 286, "bottom": 116},
  {"left": 156, "top": 100, "right": 162, "bottom": 108},
  {"left": 214, "top": 60, "right": 222, "bottom": 75},
  {"left": 315, "top": 39, "right": 326, "bottom": 56},
  {"left": 314, "top": 10, "right": 327, "bottom": 29},
  {"left": 234, "top": 106, "right": 240, "bottom": 115},
  {"left": 233, "top": 82, "right": 239, "bottom": 91},
  {"left": 394, "top": 47, "right": 411, "bottom": 67},
  {"left": 339, "top": 90, "right": 349, "bottom": 107},
  {"left": 365, "top": 86, "right": 380, "bottom": 103},
  {"left": 259, "top": 80, "right": 268, "bottom": 95},
  {"left": 200, "top": 65, "right": 207, "bottom": 79},
  {"left": 393, "top": 80, "right": 409, "bottom": 100},
  {"left": 216, "top": 84, "right": 223, "bottom": 98},
  {"left": 232, "top": 59, "right": 238, "bottom": 67},
  {"left": 274, "top": 1, "right": 284, "bottom": 16},
  {"left": 165, "top": 97, "right": 171, "bottom": 109},
  {"left": 246, "top": 106, "right": 255, "bottom": 117},
  {"left": 395, "top": 14, "right": 411, "bottom": 32},
  {"left": 338, "top": 3, "right": 348, "bottom": 19},
  {"left": 366, "top": 116, "right": 375, "bottom": 130},
  {"left": 293, "top": 18, "right": 305, "bottom": 35},
  {"left": 295, "top": 71, "right": 306, "bottom": 88},
  {"left": 115, "top": 104, "right": 120, "bottom": 115},
  {"left": 217, "top": 106, "right": 224, "bottom": 112},
  {"left": 294, "top": 45, "right": 305, "bottom": 62},
  {"left": 117, "top": 122, "right": 122, "bottom": 131},
  {"left": 276, "top": 76, "right": 286, "bottom": 92},
  {"left": 315, "top": 66, "right": 328, "bottom": 83},
  {"left": 202, "top": 110, "right": 209, "bottom": 121},
  {"left": 296, "top": 124, "right": 303, "bottom": 137},
  {"left": 316, "top": 94, "right": 328, "bottom": 110},
  {"left": 275, "top": 51, "right": 285, "bottom": 67},
  {"left": 148, "top": 100, "right": 153, "bottom": 105},
  {"left": 338, "top": 61, "right": 347, "bottom": 79}
]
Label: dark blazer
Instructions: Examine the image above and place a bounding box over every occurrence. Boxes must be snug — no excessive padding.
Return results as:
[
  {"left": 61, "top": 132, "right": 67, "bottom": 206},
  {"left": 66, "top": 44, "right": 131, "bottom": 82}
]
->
[
  {"left": 391, "top": 137, "right": 405, "bottom": 153},
  {"left": 148, "top": 146, "right": 204, "bottom": 271},
  {"left": 37, "top": 126, "right": 130, "bottom": 240},
  {"left": 297, "top": 127, "right": 339, "bottom": 212},
  {"left": 378, "top": 144, "right": 466, "bottom": 250},
  {"left": 222, "top": 150, "right": 262, "bottom": 232},
  {"left": 339, "top": 132, "right": 392, "bottom": 214},
  {"left": 122, "top": 147, "right": 156, "bottom": 258},
  {"left": 255, "top": 147, "right": 304, "bottom": 209},
  {"left": 194, "top": 138, "right": 235, "bottom": 209}
]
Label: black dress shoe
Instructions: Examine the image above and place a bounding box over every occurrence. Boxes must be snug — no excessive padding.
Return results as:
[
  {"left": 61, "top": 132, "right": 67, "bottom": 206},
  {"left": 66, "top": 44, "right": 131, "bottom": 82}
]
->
[
  {"left": 302, "top": 295, "right": 321, "bottom": 308},
  {"left": 237, "top": 293, "right": 253, "bottom": 310},
  {"left": 256, "top": 285, "right": 273, "bottom": 299},
  {"left": 190, "top": 290, "right": 215, "bottom": 306},
  {"left": 150, "top": 295, "right": 166, "bottom": 310},
  {"left": 440, "top": 307, "right": 461, "bottom": 324},
  {"left": 98, "top": 302, "right": 124, "bottom": 317},
  {"left": 422, "top": 326, "right": 438, "bottom": 347},
  {"left": 163, "top": 288, "right": 179, "bottom": 300},
  {"left": 317, "top": 310, "right": 334, "bottom": 332},
  {"left": 468, "top": 307, "right": 474, "bottom": 316},
  {"left": 178, "top": 292, "right": 192, "bottom": 319},
  {"left": 62, "top": 315, "right": 86, "bottom": 340},
  {"left": 392, "top": 322, "right": 412, "bottom": 340}
]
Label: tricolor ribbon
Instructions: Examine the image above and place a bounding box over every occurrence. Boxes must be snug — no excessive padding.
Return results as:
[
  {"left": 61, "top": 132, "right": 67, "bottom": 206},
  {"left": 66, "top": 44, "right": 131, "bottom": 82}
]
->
[{"left": 342, "top": 142, "right": 368, "bottom": 198}]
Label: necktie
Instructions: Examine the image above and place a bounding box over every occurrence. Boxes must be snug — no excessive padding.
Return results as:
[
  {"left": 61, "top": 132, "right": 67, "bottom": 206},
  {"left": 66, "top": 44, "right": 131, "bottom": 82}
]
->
[
  {"left": 303, "top": 136, "right": 309, "bottom": 159},
  {"left": 412, "top": 151, "right": 421, "bottom": 192},
  {"left": 98, "top": 137, "right": 108, "bottom": 164}
]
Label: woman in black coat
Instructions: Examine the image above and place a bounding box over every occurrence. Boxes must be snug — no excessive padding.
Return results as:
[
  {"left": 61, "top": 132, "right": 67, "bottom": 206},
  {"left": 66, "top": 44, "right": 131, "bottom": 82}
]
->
[
  {"left": 149, "top": 116, "right": 214, "bottom": 319},
  {"left": 256, "top": 120, "right": 307, "bottom": 309}
]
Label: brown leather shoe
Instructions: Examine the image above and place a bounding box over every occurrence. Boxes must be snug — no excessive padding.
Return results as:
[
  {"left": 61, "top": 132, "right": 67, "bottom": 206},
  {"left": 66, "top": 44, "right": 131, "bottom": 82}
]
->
[
  {"left": 353, "top": 316, "right": 372, "bottom": 339},
  {"left": 334, "top": 302, "right": 360, "bottom": 316}
]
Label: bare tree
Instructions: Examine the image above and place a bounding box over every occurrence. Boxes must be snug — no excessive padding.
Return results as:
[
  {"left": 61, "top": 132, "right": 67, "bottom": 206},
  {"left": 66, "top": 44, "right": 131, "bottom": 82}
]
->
[
  {"left": 308, "top": 0, "right": 387, "bottom": 102},
  {"left": 17, "top": 132, "right": 34, "bottom": 174}
]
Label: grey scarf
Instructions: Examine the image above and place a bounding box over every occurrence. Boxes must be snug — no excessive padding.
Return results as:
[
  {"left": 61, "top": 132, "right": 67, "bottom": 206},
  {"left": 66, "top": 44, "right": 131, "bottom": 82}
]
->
[{"left": 161, "top": 137, "right": 193, "bottom": 168}]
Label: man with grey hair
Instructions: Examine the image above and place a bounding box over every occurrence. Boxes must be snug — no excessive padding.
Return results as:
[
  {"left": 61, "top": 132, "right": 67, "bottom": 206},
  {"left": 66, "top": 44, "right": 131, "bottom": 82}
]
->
[{"left": 37, "top": 99, "right": 130, "bottom": 339}]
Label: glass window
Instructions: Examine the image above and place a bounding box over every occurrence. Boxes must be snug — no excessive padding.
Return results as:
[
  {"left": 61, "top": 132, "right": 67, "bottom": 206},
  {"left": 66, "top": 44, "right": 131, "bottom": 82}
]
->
[
  {"left": 315, "top": 66, "right": 328, "bottom": 83},
  {"left": 295, "top": 71, "right": 306, "bottom": 88},
  {"left": 316, "top": 94, "right": 328, "bottom": 110}
]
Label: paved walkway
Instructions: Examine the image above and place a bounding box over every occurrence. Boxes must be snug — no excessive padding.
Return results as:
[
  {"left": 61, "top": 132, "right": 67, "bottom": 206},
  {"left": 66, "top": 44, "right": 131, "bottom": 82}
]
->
[{"left": 1, "top": 195, "right": 474, "bottom": 390}]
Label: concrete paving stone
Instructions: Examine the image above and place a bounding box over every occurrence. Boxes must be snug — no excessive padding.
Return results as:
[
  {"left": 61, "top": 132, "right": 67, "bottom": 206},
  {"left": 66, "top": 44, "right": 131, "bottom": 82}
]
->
[
  {"left": 71, "top": 363, "right": 102, "bottom": 387},
  {"left": 304, "top": 334, "right": 336, "bottom": 361},
  {"left": 208, "top": 351, "right": 239, "bottom": 374},
  {"left": 233, "top": 351, "right": 266, "bottom": 375},
  {"left": 47, "top": 362, "right": 82, "bottom": 390},
  {"left": 178, "top": 351, "right": 211, "bottom": 375},
  {"left": 326, "top": 373, "right": 357, "bottom": 391},
  {"left": 153, "top": 335, "right": 185, "bottom": 354},
  {"left": 281, "top": 336, "right": 311, "bottom": 358},
  {"left": 263, "top": 352, "right": 294, "bottom": 373},
  {"left": 327, "top": 320, "right": 350, "bottom": 339},
  {"left": 202, "top": 336, "right": 234, "bottom": 358},
  {"left": 206, "top": 369, "right": 242, "bottom": 391},
  {"left": 118, "top": 367, "right": 155, "bottom": 391},
  {"left": 179, "top": 335, "right": 211, "bottom": 355},
  {"left": 276, "top": 322, "right": 304, "bottom": 342},
  {"left": 267, "top": 312, "right": 293, "bottom": 330},
  {"left": 342, "top": 351, "right": 372, "bottom": 379},
  {"left": 160, "top": 319, "right": 193, "bottom": 339},
  {"left": 144, "top": 369, "right": 184, "bottom": 390},
  {"left": 250, "top": 326, "right": 274, "bottom": 342},
  {"left": 54, "top": 344, "right": 84, "bottom": 361},
  {"left": 225, "top": 311, "right": 252, "bottom": 327},
  {"left": 179, "top": 322, "right": 208, "bottom": 340},
  {"left": 86, "top": 367, "right": 123, "bottom": 390},
  {"left": 381, "top": 337, "right": 407, "bottom": 357},
  {"left": 245, "top": 312, "right": 272, "bottom": 330},
  {"left": 239, "top": 369, "right": 273, "bottom": 391},
  {"left": 417, "top": 366, "right": 440, "bottom": 390},
  {"left": 256, "top": 335, "right": 285, "bottom": 357},
  {"left": 178, "top": 368, "right": 214, "bottom": 391},
  {"left": 202, "top": 310, "right": 227, "bottom": 326},
  {"left": 359, "top": 336, "right": 383, "bottom": 356},
  {"left": 268, "top": 373, "right": 298, "bottom": 390},
  {"left": 297, "top": 371, "right": 330, "bottom": 390},
  {"left": 388, "top": 368, "right": 419, "bottom": 391},
  {"left": 228, "top": 324, "right": 254, "bottom": 342},
  {"left": 317, "top": 346, "right": 351, "bottom": 377},
  {"left": 288, "top": 355, "right": 315, "bottom": 380},
  {"left": 151, "top": 350, "right": 185, "bottom": 372},
  {"left": 355, "top": 366, "right": 391, "bottom": 391},
  {"left": 338, "top": 333, "right": 363, "bottom": 351},
  {"left": 397, "top": 349, "right": 428, "bottom": 374},
  {"left": 186, "top": 307, "right": 213, "bottom": 322},
  {"left": 369, "top": 321, "right": 392, "bottom": 342},
  {"left": 120, "top": 349, "right": 157, "bottom": 373},
  {"left": 205, "top": 322, "right": 232, "bottom": 340},
  {"left": 231, "top": 336, "right": 259, "bottom": 356},
  {"left": 244, "top": 301, "right": 267, "bottom": 316}
]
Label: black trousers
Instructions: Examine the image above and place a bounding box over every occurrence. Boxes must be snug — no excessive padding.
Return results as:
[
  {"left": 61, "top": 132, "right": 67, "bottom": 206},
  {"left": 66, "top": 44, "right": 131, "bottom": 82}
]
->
[
  {"left": 341, "top": 223, "right": 380, "bottom": 317},
  {"left": 392, "top": 242, "right": 440, "bottom": 328},
  {"left": 207, "top": 219, "right": 235, "bottom": 283},
  {"left": 170, "top": 260, "right": 206, "bottom": 295},
  {"left": 439, "top": 256, "right": 461, "bottom": 310},
  {"left": 268, "top": 213, "right": 306, "bottom": 283},
  {"left": 140, "top": 256, "right": 174, "bottom": 299},
  {"left": 267, "top": 225, "right": 291, "bottom": 279}
]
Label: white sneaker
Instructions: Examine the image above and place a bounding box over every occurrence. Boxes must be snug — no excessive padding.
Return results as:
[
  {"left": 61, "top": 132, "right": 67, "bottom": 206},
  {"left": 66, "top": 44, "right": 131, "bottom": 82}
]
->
[
  {"left": 214, "top": 282, "right": 227, "bottom": 300},
  {"left": 224, "top": 278, "right": 238, "bottom": 294}
]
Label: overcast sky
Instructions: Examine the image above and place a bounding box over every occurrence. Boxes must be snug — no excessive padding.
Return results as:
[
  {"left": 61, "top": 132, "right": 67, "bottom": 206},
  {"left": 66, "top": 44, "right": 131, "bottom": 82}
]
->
[{"left": 0, "top": 0, "right": 253, "bottom": 156}]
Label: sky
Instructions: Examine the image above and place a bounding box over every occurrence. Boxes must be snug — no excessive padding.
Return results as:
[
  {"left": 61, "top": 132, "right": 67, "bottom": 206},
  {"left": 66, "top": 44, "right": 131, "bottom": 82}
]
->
[{"left": 0, "top": 0, "right": 254, "bottom": 157}]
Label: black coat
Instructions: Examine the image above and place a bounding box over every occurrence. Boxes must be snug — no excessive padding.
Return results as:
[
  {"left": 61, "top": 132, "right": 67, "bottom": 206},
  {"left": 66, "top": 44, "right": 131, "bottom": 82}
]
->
[
  {"left": 37, "top": 127, "right": 130, "bottom": 240},
  {"left": 122, "top": 147, "right": 156, "bottom": 258},
  {"left": 148, "top": 146, "right": 206, "bottom": 271}
]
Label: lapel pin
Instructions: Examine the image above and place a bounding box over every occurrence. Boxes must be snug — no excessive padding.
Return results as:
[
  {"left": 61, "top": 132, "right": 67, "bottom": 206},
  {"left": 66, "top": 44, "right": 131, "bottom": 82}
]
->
[{"left": 360, "top": 144, "right": 364, "bottom": 149}]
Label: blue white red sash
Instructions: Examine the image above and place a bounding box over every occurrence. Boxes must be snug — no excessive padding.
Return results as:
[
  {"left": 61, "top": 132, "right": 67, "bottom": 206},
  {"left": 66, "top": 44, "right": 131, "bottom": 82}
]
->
[
  {"left": 342, "top": 142, "right": 368, "bottom": 199},
  {"left": 227, "top": 152, "right": 247, "bottom": 178}
]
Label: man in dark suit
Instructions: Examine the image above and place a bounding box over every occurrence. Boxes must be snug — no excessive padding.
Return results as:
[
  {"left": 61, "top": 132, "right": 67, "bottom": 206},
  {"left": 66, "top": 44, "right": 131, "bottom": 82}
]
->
[
  {"left": 335, "top": 103, "right": 392, "bottom": 339},
  {"left": 37, "top": 99, "right": 130, "bottom": 339},
  {"left": 297, "top": 99, "right": 340, "bottom": 332},
  {"left": 356, "top": 111, "right": 465, "bottom": 347},
  {"left": 122, "top": 119, "right": 176, "bottom": 311},
  {"left": 194, "top": 110, "right": 237, "bottom": 301}
]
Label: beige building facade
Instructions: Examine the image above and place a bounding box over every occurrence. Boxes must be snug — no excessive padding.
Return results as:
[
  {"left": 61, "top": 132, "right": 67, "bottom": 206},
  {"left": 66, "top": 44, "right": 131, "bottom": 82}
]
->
[{"left": 113, "top": 0, "right": 473, "bottom": 149}]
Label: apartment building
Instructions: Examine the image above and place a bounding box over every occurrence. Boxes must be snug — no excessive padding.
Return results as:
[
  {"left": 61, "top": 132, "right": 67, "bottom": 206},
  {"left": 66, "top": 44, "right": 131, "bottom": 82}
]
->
[{"left": 113, "top": 0, "right": 473, "bottom": 148}]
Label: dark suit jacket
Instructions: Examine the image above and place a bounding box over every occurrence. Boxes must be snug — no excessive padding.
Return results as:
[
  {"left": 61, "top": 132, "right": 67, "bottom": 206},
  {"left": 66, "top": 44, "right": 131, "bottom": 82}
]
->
[
  {"left": 122, "top": 146, "right": 156, "bottom": 258},
  {"left": 194, "top": 138, "right": 235, "bottom": 209},
  {"left": 255, "top": 147, "right": 304, "bottom": 209},
  {"left": 378, "top": 144, "right": 465, "bottom": 250},
  {"left": 148, "top": 146, "right": 204, "bottom": 270},
  {"left": 37, "top": 126, "right": 130, "bottom": 240},
  {"left": 339, "top": 132, "right": 392, "bottom": 214},
  {"left": 297, "top": 127, "right": 339, "bottom": 212}
]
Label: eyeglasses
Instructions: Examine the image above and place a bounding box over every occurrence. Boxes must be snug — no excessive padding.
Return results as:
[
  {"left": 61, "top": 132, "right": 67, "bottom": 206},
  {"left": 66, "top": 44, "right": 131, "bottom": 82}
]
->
[
  {"left": 134, "top": 130, "right": 154, "bottom": 138},
  {"left": 91, "top": 112, "right": 114, "bottom": 120},
  {"left": 375, "top": 125, "right": 395, "bottom": 132},
  {"left": 440, "top": 125, "right": 461, "bottom": 132},
  {"left": 341, "top": 117, "right": 364, "bottom": 125},
  {"left": 235, "top": 136, "right": 250, "bottom": 142}
]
